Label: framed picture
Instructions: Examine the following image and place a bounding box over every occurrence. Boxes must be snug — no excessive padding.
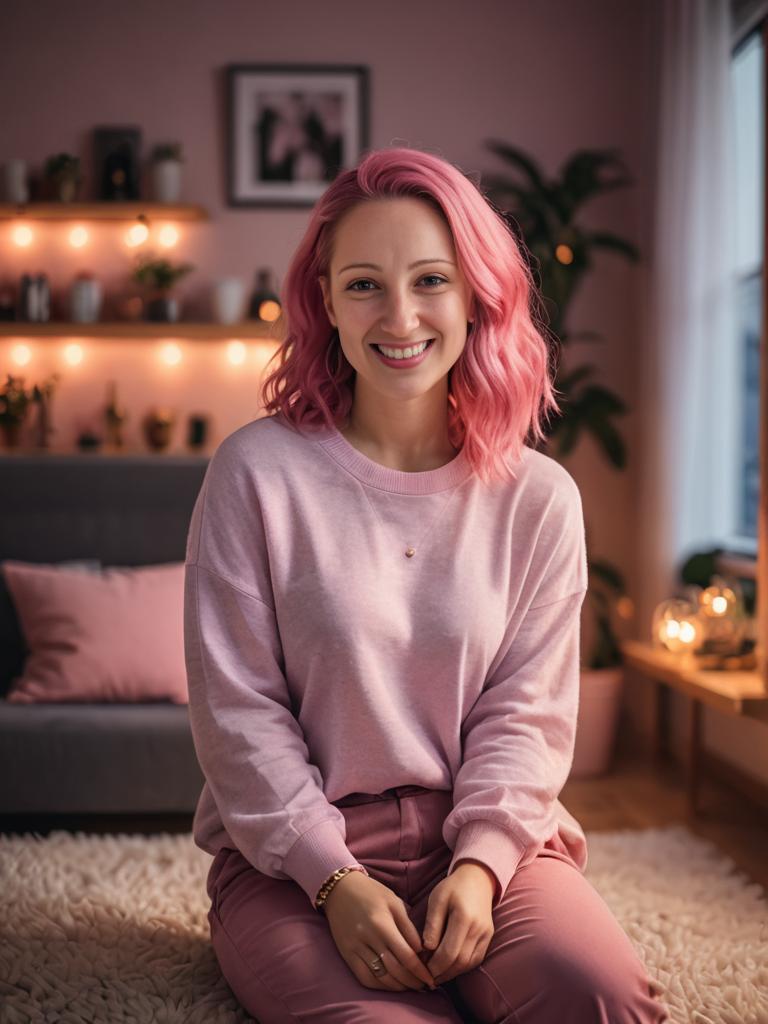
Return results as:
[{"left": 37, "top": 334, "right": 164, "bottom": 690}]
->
[
  {"left": 92, "top": 126, "right": 142, "bottom": 201},
  {"left": 226, "top": 63, "right": 369, "bottom": 207}
]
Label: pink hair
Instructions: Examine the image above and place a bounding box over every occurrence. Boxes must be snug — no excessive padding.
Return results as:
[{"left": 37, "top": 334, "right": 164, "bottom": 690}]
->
[{"left": 259, "top": 145, "right": 561, "bottom": 484}]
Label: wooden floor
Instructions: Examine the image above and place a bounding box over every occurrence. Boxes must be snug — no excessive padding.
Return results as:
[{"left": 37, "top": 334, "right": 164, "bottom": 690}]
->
[
  {"left": 562, "top": 746, "right": 768, "bottom": 893},
  {"left": 3, "top": 745, "right": 767, "bottom": 895}
]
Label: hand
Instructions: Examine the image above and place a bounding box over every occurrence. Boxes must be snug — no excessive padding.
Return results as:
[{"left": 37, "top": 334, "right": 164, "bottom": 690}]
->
[
  {"left": 322, "top": 870, "right": 439, "bottom": 993},
  {"left": 421, "top": 861, "right": 497, "bottom": 985}
]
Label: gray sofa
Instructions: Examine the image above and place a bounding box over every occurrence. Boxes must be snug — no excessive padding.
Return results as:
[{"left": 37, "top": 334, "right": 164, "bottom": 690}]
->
[{"left": 0, "top": 452, "right": 208, "bottom": 816}]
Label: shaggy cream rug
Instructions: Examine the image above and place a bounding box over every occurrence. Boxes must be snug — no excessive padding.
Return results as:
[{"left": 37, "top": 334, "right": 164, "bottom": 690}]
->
[{"left": 0, "top": 824, "right": 765, "bottom": 1024}]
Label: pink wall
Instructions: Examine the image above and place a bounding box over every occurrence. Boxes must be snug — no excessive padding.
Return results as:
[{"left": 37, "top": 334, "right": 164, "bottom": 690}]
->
[{"left": 5, "top": 0, "right": 720, "bottom": 765}]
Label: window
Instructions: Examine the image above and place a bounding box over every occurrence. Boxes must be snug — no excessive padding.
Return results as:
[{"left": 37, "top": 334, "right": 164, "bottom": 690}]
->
[{"left": 729, "top": 22, "right": 764, "bottom": 554}]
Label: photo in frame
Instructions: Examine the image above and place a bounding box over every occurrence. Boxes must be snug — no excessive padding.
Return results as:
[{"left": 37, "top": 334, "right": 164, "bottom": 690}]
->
[
  {"left": 92, "top": 126, "right": 142, "bottom": 201},
  {"left": 225, "top": 63, "right": 369, "bottom": 207}
]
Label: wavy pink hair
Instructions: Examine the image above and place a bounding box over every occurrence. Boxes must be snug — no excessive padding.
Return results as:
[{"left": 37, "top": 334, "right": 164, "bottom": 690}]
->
[{"left": 259, "top": 145, "right": 561, "bottom": 484}]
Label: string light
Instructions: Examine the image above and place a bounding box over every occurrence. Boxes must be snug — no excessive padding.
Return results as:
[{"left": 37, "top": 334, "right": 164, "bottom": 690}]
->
[
  {"left": 159, "top": 342, "right": 183, "bottom": 365},
  {"left": 63, "top": 343, "right": 84, "bottom": 366},
  {"left": 68, "top": 226, "right": 89, "bottom": 248},
  {"left": 157, "top": 224, "right": 179, "bottom": 248},
  {"left": 12, "top": 224, "right": 33, "bottom": 247},
  {"left": 226, "top": 340, "right": 247, "bottom": 365},
  {"left": 10, "top": 344, "right": 32, "bottom": 366}
]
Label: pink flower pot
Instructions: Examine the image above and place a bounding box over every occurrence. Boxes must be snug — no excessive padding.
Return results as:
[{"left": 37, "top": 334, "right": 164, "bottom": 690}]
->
[{"left": 570, "top": 667, "right": 625, "bottom": 778}]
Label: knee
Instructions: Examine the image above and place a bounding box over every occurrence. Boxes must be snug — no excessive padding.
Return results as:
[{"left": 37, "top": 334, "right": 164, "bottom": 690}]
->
[
  {"left": 476, "top": 943, "right": 668, "bottom": 1024},
  {"left": 528, "top": 942, "right": 668, "bottom": 1023}
]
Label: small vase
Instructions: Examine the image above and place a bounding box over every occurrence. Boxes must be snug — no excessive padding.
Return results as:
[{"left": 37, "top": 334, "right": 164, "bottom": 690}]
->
[
  {"left": 145, "top": 292, "right": 179, "bottom": 322},
  {"left": 151, "top": 160, "right": 182, "bottom": 203},
  {"left": 213, "top": 277, "right": 245, "bottom": 324},
  {"left": 143, "top": 408, "right": 176, "bottom": 451},
  {"left": 1, "top": 159, "right": 28, "bottom": 203},
  {"left": 70, "top": 275, "right": 102, "bottom": 323},
  {"left": 56, "top": 176, "right": 78, "bottom": 202}
]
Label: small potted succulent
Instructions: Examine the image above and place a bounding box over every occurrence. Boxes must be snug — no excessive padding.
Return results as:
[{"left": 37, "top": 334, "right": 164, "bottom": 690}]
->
[
  {"left": 132, "top": 252, "right": 195, "bottom": 322},
  {"left": 43, "top": 153, "right": 82, "bottom": 202},
  {"left": 0, "top": 374, "right": 33, "bottom": 447},
  {"left": 151, "top": 142, "right": 184, "bottom": 203}
]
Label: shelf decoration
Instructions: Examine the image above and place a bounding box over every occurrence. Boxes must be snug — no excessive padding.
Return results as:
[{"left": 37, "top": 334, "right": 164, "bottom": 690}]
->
[{"left": 651, "top": 574, "right": 752, "bottom": 668}]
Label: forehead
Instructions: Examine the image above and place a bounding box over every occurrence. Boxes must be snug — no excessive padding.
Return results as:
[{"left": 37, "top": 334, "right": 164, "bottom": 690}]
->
[{"left": 330, "top": 197, "right": 455, "bottom": 264}]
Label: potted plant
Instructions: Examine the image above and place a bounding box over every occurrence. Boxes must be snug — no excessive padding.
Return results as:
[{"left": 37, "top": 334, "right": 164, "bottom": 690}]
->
[
  {"left": 0, "top": 374, "right": 34, "bottom": 447},
  {"left": 150, "top": 142, "right": 184, "bottom": 203},
  {"left": 481, "top": 143, "right": 640, "bottom": 776},
  {"left": 131, "top": 252, "right": 195, "bottom": 322},
  {"left": 43, "top": 152, "right": 82, "bottom": 202}
]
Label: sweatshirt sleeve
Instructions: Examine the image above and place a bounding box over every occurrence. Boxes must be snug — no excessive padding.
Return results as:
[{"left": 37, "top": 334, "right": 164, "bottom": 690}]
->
[
  {"left": 442, "top": 474, "right": 588, "bottom": 909},
  {"left": 184, "top": 436, "right": 368, "bottom": 910}
]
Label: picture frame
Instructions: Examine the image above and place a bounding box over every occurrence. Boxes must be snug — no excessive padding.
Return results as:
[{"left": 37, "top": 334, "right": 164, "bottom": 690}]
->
[
  {"left": 92, "top": 126, "right": 142, "bottom": 201},
  {"left": 225, "top": 63, "right": 369, "bottom": 207}
]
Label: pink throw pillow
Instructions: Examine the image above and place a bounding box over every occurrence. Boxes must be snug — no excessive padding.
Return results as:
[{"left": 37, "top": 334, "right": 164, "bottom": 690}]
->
[{"left": 2, "top": 560, "right": 187, "bottom": 704}]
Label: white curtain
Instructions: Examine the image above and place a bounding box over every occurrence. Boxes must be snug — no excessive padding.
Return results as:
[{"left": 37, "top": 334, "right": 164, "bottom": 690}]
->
[{"left": 636, "top": 0, "right": 739, "bottom": 632}]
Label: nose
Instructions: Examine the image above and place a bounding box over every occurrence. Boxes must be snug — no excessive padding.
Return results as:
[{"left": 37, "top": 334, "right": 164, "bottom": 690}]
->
[{"left": 379, "top": 286, "right": 422, "bottom": 338}]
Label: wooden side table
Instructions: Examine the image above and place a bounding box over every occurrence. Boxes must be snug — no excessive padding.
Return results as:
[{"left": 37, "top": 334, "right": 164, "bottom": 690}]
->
[{"left": 620, "top": 640, "right": 768, "bottom": 815}]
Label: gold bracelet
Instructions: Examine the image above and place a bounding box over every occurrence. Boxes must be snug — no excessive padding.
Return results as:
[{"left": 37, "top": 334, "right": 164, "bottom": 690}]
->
[{"left": 314, "top": 865, "right": 368, "bottom": 911}]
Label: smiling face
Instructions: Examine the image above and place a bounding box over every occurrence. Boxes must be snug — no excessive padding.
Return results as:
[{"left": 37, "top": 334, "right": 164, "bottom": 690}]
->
[{"left": 318, "top": 197, "right": 475, "bottom": 402}]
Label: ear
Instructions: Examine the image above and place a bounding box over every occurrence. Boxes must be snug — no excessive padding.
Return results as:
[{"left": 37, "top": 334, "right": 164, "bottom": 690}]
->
[{"left": 318, "top": 275, "right": 337, "bottom": 328}]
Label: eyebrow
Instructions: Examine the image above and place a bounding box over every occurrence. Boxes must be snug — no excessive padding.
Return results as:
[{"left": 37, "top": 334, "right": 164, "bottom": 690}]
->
[{"left": 337, "top": 258, "right": 456, "bottom": 275}]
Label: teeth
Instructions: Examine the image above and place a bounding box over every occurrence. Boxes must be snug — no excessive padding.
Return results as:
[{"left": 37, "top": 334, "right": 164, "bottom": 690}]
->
[{"left": 375, "top": 340, "right": 431, "bottom": 359}]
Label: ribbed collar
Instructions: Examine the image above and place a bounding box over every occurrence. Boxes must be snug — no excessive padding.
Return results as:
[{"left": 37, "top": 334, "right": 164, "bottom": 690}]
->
[{"left": 312, "top": 421, "right": 474, "bottom": 495}]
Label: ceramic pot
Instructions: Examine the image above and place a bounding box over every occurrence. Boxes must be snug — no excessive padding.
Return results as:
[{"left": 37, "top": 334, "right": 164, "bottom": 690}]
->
[
  {"left": 570, "top": 666, "right": 625, "bottom": 778},
  {"left": 151, "top": 160, "right": 181, "bottom": 203},
  {"left": 145, "top": 292, "right": 179, "bottom": 322},
  {"left": 213, "top": 277, "right": 245, "bottom": 324}
]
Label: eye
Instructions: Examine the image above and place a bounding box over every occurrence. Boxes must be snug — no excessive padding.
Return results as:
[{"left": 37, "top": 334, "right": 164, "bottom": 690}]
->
[{"left": 346, "top": 274, "right": 447, "bottom": 292}]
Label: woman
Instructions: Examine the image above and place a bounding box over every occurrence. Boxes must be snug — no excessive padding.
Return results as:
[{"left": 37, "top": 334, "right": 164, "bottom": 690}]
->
[{"left": 184, "top": 146, "right": 669, "bottom": 1023}]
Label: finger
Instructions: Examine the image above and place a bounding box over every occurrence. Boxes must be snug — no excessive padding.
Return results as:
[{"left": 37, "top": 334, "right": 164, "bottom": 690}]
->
[
  {"left": 434, "top": 931, "right": 488, "bottom": 985},
  {"left": 390, "top": 905, "right": 438, "bottom": 989},
  {"left": 427, "top": 912, "right": 471, "bottom": 980},
  {"left": 422, "top": 904, "right": 446, "bottom": 951},
  {"left": 373, "top": 945, "right": 432, "bottom": 992},
  {"left": 351, "top": 948, "right": 405, "bottom": 992}
]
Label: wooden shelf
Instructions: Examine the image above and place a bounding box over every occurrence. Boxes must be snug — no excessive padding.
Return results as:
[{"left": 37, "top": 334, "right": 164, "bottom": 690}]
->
[
  {"left": 0, "top": 449, "right": 211, "bottom": 463},
  {"left": 620, "top": 639, "right": 768, "bottom": 720},
  {"left": 0, "top": 202, "right": 208, "bottom": 221},
  {"left": 0, "top": 321, "right": 283, "bottom": 340}
]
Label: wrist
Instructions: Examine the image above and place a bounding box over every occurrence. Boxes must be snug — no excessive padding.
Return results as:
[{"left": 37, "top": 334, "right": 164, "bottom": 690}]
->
[
  {"left": 315, "top": 864, "right": 368, "bottom": 912},
  {"left": 452, "top": 859, "right": 498, "bottom": 898}
]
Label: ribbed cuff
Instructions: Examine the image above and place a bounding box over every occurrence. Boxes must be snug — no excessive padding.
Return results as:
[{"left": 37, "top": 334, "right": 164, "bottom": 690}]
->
[
  {"left": 282, "top": 818, "right": 368, "bottom": 910},
  {"left": 448, "top": 820, "right": 527, "bottom": 909}
]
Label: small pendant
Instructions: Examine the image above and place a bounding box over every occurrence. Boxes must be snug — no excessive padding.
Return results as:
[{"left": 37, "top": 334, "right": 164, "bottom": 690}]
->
[{"left": 405, "top": 546, "right": 416, "bottom": 558}]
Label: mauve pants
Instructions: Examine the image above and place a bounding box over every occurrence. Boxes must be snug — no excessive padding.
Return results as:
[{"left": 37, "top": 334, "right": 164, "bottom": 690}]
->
[{"left": 205, "top": 785, "right": 670, "bottom": 1023}]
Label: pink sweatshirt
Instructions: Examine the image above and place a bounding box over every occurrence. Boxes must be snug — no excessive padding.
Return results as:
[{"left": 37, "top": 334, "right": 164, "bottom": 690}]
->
[{"left": 184, "top": 410, "right": 589, "bottom": 912}]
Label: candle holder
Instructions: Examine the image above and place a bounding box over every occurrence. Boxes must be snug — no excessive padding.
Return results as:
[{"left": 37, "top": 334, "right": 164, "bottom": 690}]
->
[
  {"left": 651, "top": 597, "right": 705, "bottom": 659},
  {"left": 696, "top": 575, "right": 748, "bottom": 656},
  {"left": 651, "top": 574, "right": 754, "bottom": 669}
]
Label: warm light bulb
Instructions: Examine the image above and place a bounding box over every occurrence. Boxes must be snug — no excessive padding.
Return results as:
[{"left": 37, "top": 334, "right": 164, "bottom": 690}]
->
[
  {"left": 227, "top": 340, "right": 247, "bottom": 365},
  {"left": 258, "top": 299, "right": 281, "bottom": 322},
  {"left": 678, "top": 620, "right": 697, "bottom": 644},
  {"left": 12, "top": 224, "right": 33, "bottom": 247},
  {"left": 711, "top": 595, "right": 728, "bottom": 615},
  {"left": 157, "top": 224, "right": 179, "bottom": 248},
  {"left": 10, "top": 343, "right": 32, "bottom": 366},
  {"left": 160, "top": 342, "right": 183, "bottom": 365},
  {"left": 63, "top": 343, "right": 84, "bottom": 365},
  {"left": 664, "top": 619, "right": 681, "bottom": 640},
  {"left": 126, "top": 222, "right": 150, "bottom": 247},
  {"left": 69, "top": 226, "right": 89, "bottom": 248},
  {"left": 555, "top": 244, "right": 573, "bottom": 265}
]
